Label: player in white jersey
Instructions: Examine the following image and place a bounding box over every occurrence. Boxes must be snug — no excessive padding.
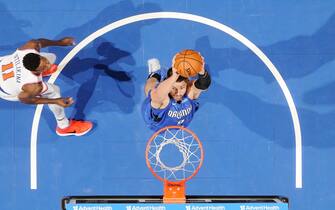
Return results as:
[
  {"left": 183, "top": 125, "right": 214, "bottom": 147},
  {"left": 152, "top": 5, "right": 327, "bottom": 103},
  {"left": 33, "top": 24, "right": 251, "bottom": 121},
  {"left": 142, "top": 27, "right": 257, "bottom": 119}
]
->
[{"left": 0, "top": 37, "right": 92, "bottom": 136}]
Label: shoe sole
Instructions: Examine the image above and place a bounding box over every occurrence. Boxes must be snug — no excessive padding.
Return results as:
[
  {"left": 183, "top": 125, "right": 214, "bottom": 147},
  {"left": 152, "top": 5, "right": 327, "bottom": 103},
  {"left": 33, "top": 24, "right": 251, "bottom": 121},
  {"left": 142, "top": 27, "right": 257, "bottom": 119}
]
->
[
  {"left": 148, "top": 58, "right": 161, "bottom": 73},
  {"left": 56, "top": 125, "right": 93, "bottom": 137}
]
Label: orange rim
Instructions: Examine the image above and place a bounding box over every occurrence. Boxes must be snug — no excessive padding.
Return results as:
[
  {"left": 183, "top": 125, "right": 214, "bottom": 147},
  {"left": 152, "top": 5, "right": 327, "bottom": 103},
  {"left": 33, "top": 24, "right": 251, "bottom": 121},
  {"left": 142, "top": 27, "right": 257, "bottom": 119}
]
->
[{"left": 145, "top": 125, "right": 204, "bottom": 183}]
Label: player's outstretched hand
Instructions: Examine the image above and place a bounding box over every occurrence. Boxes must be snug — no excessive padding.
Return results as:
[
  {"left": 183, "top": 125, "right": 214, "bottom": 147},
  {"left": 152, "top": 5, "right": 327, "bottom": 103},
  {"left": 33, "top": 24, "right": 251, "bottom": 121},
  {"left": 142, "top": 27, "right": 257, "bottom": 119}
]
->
[
  {"left": 60, "top": 37, "right": 75, "bottom": 46},
  {"left": 56, "top": 97, "right": 74, "bottom": 107}
]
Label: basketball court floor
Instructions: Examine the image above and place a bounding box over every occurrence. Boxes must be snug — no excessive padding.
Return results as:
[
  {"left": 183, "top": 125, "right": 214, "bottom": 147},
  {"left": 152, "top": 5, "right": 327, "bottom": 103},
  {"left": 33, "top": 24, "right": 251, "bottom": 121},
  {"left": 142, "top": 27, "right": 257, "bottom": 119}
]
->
[{"left": 0, "top": 1, "right": 335, "bottom": 209}]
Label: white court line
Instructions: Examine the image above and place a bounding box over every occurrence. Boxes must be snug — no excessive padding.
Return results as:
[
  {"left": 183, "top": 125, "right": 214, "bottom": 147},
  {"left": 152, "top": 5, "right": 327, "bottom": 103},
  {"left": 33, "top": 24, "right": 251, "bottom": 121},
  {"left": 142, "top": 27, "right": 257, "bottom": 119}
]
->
[{"left": 30, "top": 12, "right": 302, "bottom": 189}]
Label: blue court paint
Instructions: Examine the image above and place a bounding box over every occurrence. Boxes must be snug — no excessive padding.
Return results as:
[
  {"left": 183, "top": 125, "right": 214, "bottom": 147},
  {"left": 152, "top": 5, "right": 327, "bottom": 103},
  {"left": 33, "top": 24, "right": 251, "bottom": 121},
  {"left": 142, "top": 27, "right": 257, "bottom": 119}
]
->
[{"left": 0, "top": 1, "right": 335, "bottom": 210}]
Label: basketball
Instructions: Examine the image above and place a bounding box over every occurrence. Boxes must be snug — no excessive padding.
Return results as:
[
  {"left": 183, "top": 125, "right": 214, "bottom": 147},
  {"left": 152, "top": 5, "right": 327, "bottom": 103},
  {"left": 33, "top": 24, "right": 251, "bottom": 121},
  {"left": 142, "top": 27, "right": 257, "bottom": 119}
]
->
[{"left": 173, "top": 49, "right": 204, "bottom": 78}]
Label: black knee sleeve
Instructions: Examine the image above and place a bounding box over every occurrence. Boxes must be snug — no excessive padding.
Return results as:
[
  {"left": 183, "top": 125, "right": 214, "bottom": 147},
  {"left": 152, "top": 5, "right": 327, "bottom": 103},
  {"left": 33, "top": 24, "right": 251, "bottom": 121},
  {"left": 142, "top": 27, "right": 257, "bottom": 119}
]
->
[{"left": 147, "top": 73, "right": 161, "bottom": 81}]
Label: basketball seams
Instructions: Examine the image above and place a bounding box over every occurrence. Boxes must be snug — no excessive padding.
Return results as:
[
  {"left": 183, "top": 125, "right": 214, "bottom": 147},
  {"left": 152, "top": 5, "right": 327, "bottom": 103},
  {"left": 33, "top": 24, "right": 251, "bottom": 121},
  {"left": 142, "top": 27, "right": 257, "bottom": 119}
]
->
[
  {"left": 183, "top": 61, "right": 192, "bottom": 77},
  {"left": 182, "top": 56, "right": 203, "bottom": 64},
  {"left": 184, "top": 60, "right": 198, "bottom": 75},
  {"left": 182, "top": 52, "right": 187, "bottom": 76},
  {"left": 173, "top": 50, "right": 204, "bottom": 77},
  {"left": 179, "top": 49, "right": 198, "bottom": 56},
  {"left": 176, "top": 61, "right": 185, "bottom": 76}
]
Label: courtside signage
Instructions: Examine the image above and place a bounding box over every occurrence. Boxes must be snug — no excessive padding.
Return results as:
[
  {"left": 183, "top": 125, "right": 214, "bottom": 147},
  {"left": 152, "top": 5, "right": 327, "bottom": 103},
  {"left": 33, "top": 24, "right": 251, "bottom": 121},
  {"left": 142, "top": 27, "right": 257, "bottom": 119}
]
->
[{"left": 66, "top": 203, "right": 288, "bottom": 210}]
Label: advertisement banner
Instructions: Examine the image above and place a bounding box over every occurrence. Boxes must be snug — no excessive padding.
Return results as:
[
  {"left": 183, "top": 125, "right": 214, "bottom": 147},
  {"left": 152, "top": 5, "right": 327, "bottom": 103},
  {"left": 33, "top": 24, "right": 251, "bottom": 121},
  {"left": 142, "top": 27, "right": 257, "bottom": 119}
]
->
[{"left": 66, "top": 203, "right": 288, "bottom": 210}]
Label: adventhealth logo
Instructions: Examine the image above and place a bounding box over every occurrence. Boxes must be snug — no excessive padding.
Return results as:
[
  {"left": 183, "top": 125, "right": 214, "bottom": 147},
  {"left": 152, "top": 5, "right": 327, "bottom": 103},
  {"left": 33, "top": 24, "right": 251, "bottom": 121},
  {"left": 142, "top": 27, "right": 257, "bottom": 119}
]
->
[
  {"left": 184, "top": 205, "right": 225, "bottom": 210},
  {"left": 241, "top": 206, "right": 280, "bottom": 210},
  {"left": 71, "top": 206, "right": 113, "bottom": 210}
]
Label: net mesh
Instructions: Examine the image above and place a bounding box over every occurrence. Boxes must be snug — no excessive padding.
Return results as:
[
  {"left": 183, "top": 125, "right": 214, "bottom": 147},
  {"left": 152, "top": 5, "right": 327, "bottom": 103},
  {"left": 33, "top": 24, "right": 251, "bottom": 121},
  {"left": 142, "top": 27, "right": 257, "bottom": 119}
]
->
[{"left": 146, "top": 127, "right": 203, "bottom": 182}]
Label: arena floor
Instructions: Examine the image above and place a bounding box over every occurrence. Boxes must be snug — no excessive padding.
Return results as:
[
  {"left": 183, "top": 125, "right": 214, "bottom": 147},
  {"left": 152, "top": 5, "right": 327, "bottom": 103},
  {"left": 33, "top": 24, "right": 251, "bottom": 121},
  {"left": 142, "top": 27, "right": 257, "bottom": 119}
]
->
[{"left": 1, "top": 1, "right": 335, "bottom": 209}]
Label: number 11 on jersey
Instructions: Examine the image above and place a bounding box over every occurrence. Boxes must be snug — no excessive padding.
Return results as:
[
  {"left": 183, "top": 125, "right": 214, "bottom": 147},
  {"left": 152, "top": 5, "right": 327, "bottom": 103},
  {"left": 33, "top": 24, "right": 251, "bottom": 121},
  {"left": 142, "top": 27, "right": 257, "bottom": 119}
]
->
[{"left": 2, "top": 62, "right": 14, "bottom": 81}]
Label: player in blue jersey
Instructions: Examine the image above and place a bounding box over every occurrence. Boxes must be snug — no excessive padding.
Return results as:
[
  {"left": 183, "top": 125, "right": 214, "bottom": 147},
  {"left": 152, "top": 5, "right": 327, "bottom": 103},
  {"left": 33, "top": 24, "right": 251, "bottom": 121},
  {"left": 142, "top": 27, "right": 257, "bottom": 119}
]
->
[{"left": 142, "top": 55, "right": 211, "bottom": 131}]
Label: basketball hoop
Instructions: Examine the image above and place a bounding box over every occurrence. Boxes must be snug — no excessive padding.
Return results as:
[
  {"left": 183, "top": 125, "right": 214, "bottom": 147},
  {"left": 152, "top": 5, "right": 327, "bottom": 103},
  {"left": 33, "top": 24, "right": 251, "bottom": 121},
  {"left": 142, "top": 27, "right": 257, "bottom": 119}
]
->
[{"left": 145, "top": 126, "right": 204, "bottom": 203}]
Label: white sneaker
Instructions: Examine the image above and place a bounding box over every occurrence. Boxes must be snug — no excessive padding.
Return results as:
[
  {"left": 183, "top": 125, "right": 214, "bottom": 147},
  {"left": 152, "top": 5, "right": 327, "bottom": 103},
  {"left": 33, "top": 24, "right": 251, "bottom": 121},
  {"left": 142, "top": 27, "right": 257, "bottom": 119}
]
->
[{"left": 147, "top": 58, "right": 161, "bottom": 74}]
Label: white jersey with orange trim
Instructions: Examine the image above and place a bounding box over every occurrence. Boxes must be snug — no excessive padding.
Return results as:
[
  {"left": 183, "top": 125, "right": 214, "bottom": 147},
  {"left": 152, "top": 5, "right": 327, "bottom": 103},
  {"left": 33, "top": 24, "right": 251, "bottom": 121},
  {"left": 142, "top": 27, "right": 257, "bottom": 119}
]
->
[{"left": 0, "top": 49, "right": 47, "bottom": 101}]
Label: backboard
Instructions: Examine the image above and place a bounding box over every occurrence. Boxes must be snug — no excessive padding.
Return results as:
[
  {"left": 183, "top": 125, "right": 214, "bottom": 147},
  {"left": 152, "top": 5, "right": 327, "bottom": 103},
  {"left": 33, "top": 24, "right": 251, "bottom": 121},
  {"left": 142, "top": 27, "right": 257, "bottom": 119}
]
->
[{"left": 62, "top": 195, "right": 289, "bottom": 210}]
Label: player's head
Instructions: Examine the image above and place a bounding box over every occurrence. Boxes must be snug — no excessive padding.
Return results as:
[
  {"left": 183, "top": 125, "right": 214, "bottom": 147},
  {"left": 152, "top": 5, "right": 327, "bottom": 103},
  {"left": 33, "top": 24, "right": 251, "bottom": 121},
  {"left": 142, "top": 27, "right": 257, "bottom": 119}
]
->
[
  {"left": 23, "top": 53, "right": 51, "bottom": 74},
  {"left": 167, "top": 68, "right": 189, "bottom": 102}
]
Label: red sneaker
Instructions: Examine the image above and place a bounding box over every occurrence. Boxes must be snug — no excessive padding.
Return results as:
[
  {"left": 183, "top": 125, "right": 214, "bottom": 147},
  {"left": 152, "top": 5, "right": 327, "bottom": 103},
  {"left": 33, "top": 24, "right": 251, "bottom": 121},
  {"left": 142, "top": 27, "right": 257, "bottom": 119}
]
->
[
  {"left": 56, "top": 120, "right": 93, "bottom": 136},
  {"left": 42, "top": 64, "right": 58, "bottom": 77}
]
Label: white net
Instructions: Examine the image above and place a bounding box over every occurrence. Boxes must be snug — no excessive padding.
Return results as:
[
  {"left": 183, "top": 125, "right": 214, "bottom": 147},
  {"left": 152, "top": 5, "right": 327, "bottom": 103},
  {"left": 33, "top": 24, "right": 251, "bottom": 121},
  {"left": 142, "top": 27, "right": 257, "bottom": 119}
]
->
[{"left": 146, "top": 127, "right": 203, "bottom": 182}]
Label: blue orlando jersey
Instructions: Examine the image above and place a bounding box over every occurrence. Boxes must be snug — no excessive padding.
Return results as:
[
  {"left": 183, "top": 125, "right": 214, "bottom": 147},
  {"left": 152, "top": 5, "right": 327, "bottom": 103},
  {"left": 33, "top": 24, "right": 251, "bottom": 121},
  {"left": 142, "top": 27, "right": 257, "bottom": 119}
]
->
[{"left": 142, "top": 91, "right": 199, "bottom": 131}]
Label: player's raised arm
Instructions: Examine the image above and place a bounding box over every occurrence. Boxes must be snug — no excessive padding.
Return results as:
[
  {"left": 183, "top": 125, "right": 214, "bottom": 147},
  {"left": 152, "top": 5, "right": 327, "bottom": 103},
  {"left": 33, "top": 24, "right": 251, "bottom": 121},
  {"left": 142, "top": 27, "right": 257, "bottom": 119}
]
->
[
  {"left": 150, "top": 67, "right": 179, "bottom": 108},
  {"left": 19, "top": 37, "right": 75, "bottom": 52},
  {"left": 188, "top": 67, "right": 211, "bottom": 100},
  {"left": 18, "top": 83, "right": 74, "bottom": 108}
]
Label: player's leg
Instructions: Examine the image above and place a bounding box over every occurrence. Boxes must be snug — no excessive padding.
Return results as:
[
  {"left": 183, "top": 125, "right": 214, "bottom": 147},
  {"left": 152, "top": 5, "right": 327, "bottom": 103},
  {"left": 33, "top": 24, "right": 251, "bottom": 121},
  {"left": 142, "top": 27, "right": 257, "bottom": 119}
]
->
[
  {"left": 42, "top": 83, "right": 93, "bottom": 136},
  {"left": 41, "top": 83, "right": 69, "bottom": 128},
  {"left": 145, "top": 58, "right": 161, "bottom": 96}
]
